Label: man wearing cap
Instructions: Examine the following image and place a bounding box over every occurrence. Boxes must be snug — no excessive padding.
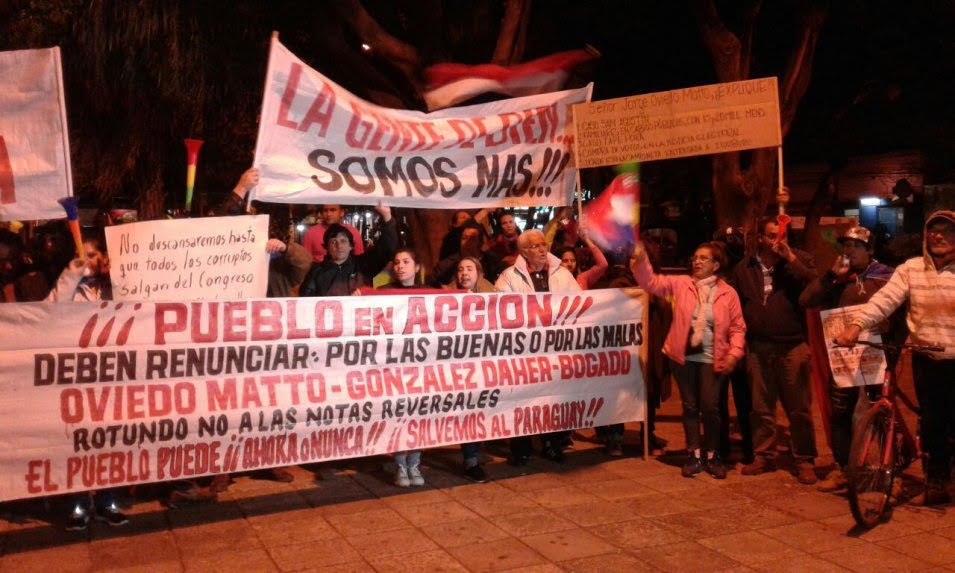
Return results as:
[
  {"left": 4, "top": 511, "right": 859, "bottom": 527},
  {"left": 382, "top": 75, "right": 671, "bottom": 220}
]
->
[
  {"left": 800, "top": 226, "right": 897, "bottom": 492},
  {"left": 837, "top": 210, "right": 955, "bottom": 505}
]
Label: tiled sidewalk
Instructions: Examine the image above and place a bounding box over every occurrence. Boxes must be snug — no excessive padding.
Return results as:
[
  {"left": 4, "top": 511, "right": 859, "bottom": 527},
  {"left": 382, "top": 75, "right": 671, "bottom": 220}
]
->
[{"left": 2, "top": 395, "right": 954, "bottom": 572}]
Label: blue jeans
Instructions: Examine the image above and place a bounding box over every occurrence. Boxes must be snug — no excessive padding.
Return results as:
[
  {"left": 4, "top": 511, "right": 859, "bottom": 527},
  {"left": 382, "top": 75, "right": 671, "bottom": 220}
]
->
[
  {"left": 461, "top": 442, "right": 481, "bottom": 467},
  {"left": 394, "top": 451, "right": 421, "bottom": 467}
]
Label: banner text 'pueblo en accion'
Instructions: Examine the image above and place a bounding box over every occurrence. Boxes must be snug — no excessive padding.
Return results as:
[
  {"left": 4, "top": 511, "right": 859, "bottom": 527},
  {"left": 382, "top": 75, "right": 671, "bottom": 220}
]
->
[{"left": 0, "top": 289, "right": 645, "bottom": 501}]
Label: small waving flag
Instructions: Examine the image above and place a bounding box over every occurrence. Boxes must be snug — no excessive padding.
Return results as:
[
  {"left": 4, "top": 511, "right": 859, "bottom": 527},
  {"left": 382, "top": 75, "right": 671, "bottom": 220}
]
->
[
  {"left": 423, "top": 48, "right": 598, "bottom": 111},
  {"left": 584, "top": 163, "right": 640, "bottom": 251}
]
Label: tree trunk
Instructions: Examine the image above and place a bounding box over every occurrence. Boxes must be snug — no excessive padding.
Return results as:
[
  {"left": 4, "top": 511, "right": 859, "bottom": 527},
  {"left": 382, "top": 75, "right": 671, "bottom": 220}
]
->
[
  {"left": 803, "top": 168, "right": 839, "bottom": 253},
  {"left": 698, "top": 0, "right": 828, "bottom": 250}
]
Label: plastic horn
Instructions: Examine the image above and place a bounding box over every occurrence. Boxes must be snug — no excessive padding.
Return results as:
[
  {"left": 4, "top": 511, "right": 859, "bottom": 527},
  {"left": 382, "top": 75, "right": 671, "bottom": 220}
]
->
[
  {"left": 57, "top": 197, "right": 85, "bottom": 260},
  {"left": 184, "top": 139, "right": 204, "bottom": 213},
  {"left": 775, "top": 186, "right": 791, "bottom": 245}
]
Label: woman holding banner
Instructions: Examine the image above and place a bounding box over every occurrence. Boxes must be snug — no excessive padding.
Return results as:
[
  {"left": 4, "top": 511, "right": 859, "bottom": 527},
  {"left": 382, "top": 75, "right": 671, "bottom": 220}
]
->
[
  {"left": 46, "top": 234, "right": 129, "bottom": 529},
  {"left": 630, "top": 241, "right": 746, "bottom": 479},
  {"left": 378, "top": 248, "right": 427, "bottom": 486}
]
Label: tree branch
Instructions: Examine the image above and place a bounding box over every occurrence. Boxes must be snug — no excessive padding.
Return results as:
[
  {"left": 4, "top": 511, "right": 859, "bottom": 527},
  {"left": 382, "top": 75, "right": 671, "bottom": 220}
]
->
[
  {"left": 335, "top": 0, "right": 421, "bottom": 87},
  {"left": 695, "top": 0, "right": 742, "bottom": 82},
  {"left": 739, "top": 0, "right": 762, "bottom": 78},
  {"left": 492, "top": 0, "right": 531, "bottom": 65},
  {"left": 778, "top": 3, "right": 828, "bottom": 134}
]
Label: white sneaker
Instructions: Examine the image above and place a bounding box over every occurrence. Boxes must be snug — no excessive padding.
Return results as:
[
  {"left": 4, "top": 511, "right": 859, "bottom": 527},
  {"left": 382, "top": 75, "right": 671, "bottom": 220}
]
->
[
  {"left": 394, "top": 465, "right": 411, "bottom": 487},
  {"left": 408, "top": 464, "right": 425, "bottom": 486}
]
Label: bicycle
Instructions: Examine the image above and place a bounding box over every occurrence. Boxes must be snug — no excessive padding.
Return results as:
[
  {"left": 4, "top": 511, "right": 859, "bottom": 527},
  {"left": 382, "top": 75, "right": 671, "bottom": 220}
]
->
[{"left": 838, "top": 339, "right": 944, "bottom": 528}]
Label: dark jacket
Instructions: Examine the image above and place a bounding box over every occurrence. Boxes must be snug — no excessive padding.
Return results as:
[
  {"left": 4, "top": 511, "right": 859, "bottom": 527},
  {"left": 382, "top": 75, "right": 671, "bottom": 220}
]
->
[
  {"left": 731, "top": 248, "right": 817, "bottom": 344},
  {"left": 799, "top": 260, "right": 894, "bottom": 310},
  {"left": 299, "top": 218, "right": 397, "bottom": 297},
  {"left": 800, "top": 259, "right": 905, "bottom": 344}
]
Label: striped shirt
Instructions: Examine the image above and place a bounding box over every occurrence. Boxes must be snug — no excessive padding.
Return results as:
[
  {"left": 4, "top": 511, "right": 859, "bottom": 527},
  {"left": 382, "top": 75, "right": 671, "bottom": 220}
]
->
[{"left": 852, "top": 255, "right": 955, "bottom": 359}]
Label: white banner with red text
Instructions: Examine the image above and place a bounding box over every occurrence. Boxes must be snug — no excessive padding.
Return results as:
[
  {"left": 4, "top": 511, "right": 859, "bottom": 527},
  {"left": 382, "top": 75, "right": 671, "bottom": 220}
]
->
[
  {"left": 0, "top": 289, "right": 645, "bottom": 501},
  {"left": 251, "top": 37, "right": 591, "bottom": 209},
  {"left": 0, "top": 47, "right": 73, "bottom": 221}
]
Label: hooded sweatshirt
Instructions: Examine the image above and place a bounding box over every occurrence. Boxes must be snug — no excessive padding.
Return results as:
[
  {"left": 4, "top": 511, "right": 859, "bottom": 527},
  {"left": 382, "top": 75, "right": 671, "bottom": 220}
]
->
[{"left": 851, "top": 210, "right": 955, "bottom": 359}]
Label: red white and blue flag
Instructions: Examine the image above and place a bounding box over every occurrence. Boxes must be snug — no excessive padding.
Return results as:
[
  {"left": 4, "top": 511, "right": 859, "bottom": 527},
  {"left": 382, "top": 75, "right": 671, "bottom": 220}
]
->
[
  {"left": 423, "top": 48, "right": 597, "bottom": 111},
  {"left": 584, "top": 163, "right": 640, "bottom": 250}
]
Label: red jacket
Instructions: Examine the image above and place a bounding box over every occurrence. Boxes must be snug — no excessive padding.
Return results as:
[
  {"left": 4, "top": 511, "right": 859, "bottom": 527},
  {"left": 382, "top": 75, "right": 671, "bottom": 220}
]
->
[{"left": 632, "top": 256, "right": 746, "bottom": 368}]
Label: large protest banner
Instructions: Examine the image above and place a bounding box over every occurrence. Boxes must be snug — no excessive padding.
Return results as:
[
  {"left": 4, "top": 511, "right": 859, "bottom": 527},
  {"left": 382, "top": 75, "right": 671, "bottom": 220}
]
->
[
  {"left": 820, "top": 304, "right": 887, "bottom": 388},
  {"left": 0, "top": 289, "right": 644, "bottom": 501},
  {"left": 252, "top": 37, "right": 591, "bottom": 209},
  {"left": 0, "top": 47, "right": 73, "bottom": 221},
  {"left": 104, "top": 215, "right": 270, "bottom": 301},
  {"left": 572, "top": 77, "right": 781, "bottom": 169}
]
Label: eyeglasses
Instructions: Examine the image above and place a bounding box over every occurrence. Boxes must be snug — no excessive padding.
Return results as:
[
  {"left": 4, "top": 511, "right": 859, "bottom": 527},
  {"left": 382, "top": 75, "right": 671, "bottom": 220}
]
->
[
  {"left": 524, "top": 243, "right": 548, "bottom": 251},
  {"left": 690, "top": 255, "right": 713, "bottom": 262}
]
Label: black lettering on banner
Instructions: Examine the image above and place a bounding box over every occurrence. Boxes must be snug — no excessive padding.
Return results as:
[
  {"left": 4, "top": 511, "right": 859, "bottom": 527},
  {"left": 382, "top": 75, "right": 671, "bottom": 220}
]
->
[
  {"left": 407, "top": 157, "right": 437, "bottom": 197},
  {"left": 373, "top": 157, "right": 412, "bottom": 196},
  {"left": 434, "top": 157, "right": 461, "bottom": 197},
  {"left": 308, "top": 149, "right": 342, "bottom": 190}
]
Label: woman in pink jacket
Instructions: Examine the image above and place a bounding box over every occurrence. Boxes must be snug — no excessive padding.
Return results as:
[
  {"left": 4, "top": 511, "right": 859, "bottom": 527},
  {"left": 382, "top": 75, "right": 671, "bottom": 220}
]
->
[{"left": 631, "top": 241, "right": 746, "bottom": 479}]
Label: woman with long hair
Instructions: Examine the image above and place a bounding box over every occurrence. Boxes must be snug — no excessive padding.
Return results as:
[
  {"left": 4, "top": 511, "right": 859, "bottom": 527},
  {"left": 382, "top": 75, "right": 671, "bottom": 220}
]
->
[
  {"left": 380, "top": 248, "right": 425, "bottom": 486},
  {"left": 630, "top": 241, "right": 746, "bottom": 479}
]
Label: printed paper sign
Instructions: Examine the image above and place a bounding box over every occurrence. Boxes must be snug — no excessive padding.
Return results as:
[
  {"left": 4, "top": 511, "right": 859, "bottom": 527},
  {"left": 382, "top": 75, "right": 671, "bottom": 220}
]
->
[
  {"left": 252, "top": 38, "right": 591, "bottom": 209},
  {"left": 820, "top": 304, "right": 888, "bottom": 388},
  {"left": 104, "top": 215, "right": 270, "bottom": 301},
  {"left": 573, "top": 77, "right": 781, "bottom": 168},
  {"left": 0, "top": 47, "right": 73, "bottom": 221},
  {"left": 0, "top": 289, "right": 645, "bottom": 501}
]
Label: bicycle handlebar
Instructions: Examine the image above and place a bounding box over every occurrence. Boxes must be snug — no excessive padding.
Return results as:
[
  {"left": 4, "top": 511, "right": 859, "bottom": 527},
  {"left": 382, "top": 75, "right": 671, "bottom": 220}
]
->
[{"left": 834, "top": 340, "right": 946, "bottom": 354}]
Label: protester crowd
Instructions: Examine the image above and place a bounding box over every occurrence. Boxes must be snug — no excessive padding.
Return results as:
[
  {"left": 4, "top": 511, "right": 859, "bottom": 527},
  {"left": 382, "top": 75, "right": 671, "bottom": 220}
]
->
[{"left": 1, "top": 167, "right": 954, "bottom": 532}]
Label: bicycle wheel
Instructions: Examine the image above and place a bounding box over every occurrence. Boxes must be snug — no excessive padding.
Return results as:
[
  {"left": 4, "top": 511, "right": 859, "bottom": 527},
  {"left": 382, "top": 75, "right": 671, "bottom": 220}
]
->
[{"left": 847, "top": 403, "right": 894, "bottom": 528}]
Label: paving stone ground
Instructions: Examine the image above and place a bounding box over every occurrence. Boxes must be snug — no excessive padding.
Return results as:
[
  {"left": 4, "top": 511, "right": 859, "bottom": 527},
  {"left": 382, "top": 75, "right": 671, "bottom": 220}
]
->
[{"left": 2, "top": 377, "right": 952, "bottom": 572}]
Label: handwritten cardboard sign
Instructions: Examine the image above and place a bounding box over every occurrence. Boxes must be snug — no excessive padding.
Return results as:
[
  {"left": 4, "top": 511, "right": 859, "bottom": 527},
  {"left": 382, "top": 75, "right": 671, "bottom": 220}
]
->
[
  {"left": 105, "top": 215, "right": 270, "bottom": 301},
  {"left": 573, "top": 77, "right": 781, "bottom": 168}
]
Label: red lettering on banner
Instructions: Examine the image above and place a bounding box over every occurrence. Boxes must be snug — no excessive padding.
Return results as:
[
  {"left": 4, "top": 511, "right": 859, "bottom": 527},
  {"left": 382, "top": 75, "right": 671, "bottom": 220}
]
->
[
  {"left": 460, "top": 295, "right": 485, "bottom": 330},
  {"left": 402, "top": 297, "right": 432, "bottom": 334},
  {"left": 60, "top": 384, "right": 197, "bottom": 423},
  {"left": 446, "top": 119, "right": 478, "bottom": 149},
  {"left": 277, "top": 63, "right": 336, "bottom": 136},
  {"left": 24, "top": 460, "right": 57, "bottom": 493},
  {"left": 251, "top": 301, "right": 283, "bottom": 340},
  {"left": 354, "top": 307, "right": 371, "bottom": 336},
  {"left": 206, "top": 378, "right": 237, "bottom": 410},
  {"left": 242, "top": 377, "right": 263, "bottom": 408},
  {"left": 0, "top": 135, "right": 14, "bottom": 204},
  {"left": 156, "top": 442, "right": 221, "bottom": 479},
  {"left": 277, "top": 63, "right": 304, "bottom": 129},
  {"left": 66, "top": 451, "right": 150, "bottom": 489},
  {"left": 433, "top": 296, "right": 457, "bottom": 332},
  {"left": 315, "top": 301, "right": 343, "bottom": 337},
  {"left": 345, "top": 101, "right": 374, "bottom": 148},
  {"left": 498, "top": 294, "right": 525, "bottom": 328},
  {"left": 155, "top": 303, "right": 187, "bottom": 344},
  {"left": 285, "top": 300, "right": 310, "bottom": 339},
  {"left": 298, "top": 82, "right": 336, "bottom": 136},
  {"left": 259, "top": 375, "right": 281, "bottom": 406},
  {"left": 223, "top": 302, "right": 247, "bottom": 342},
  {"left": 192, "top": 302, "right": 218, "bottom": 342}
]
